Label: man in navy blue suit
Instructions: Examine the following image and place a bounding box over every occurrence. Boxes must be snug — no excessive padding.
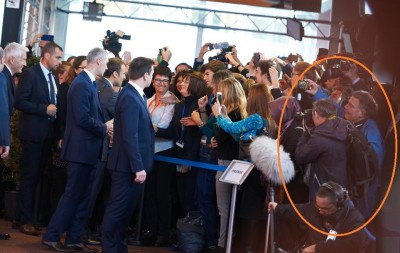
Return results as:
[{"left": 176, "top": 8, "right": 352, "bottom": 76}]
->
[
  {"left": 0, "top": 47, "right": 11, "bottom": 240},
  {"left": 15, "top": 42, "right": 62, "bottom": 236},
  {"left": 0, "top": 47, "right": 10, "bottom": 159},
  {"left": 42, "top": 48, "right": 113, "bottom": 253},
  {"left": 102, "top": 57, "right": 155, "bottom": 253}
]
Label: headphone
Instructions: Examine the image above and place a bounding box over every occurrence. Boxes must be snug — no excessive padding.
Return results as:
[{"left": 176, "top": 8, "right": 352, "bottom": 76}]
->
[{"left": 320, "top": 181, "right": 348, "bottom": 208}]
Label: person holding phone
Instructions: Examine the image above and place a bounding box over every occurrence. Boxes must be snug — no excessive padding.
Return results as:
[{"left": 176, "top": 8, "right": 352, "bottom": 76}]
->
[{"left": 210, "top": 77, "right": 247, "bottom": 250}]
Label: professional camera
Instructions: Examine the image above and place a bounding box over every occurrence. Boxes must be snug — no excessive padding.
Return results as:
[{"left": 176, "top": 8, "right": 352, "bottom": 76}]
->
[
  {"left": 208, "top": 44, "right": 235, "bottom": 63},
  {"left": 294, "top": 109, "right": 314, "bottom": 128},
  {"left": 323, "top": 59, "right": 351, "bottom": 79},
  {"left": 102, "top": 30, "right": 131, "bottom": 54}
]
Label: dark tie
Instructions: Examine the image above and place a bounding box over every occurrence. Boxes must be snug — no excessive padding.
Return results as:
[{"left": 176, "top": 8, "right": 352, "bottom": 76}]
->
[
  {"left": 93, "top": 80, "right": 98, "bottom": 91},
  {"left": 48, "top": 72, "right": 55, "bottom": 104}
]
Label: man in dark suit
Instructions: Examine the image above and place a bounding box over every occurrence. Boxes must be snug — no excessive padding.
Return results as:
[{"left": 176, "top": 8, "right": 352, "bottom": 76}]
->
[
  {"left": 3, "top": 42, "right": 27, "bottom": 116},
  {"left": 83, "top": 57, "right": 126, "bottom": 245},
  {"left": 14, "top": 42, "right": 62, "bottom": 236},
  {"left": 102, "top": 57, "right": 155, "bottom": 253},
  {"left": 0, "top": 47, "right": 10, "bottom": 159},
  {"left": 0, "top": 47, "right": 11, "bottom": 240},
  {"left": 42, "top": 48, "right": 112, "bottom": 253}
]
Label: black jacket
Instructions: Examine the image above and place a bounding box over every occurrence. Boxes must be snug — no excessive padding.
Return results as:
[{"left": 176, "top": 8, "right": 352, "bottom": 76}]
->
[
  {"left": 275, "top": 200, "right": 368, "bottom": 253},
  {"left": 157, "top": 95, "right": 201, "bottom": 161}
]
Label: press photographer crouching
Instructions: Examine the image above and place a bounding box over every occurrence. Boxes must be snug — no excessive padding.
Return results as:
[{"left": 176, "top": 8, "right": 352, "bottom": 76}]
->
[{"left": 269, "top": 181, "right": 370, "bottom": 253}]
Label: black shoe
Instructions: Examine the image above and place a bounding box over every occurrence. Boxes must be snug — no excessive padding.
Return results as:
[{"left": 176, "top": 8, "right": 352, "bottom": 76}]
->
[
  {"left": 20, "top": 224, "right": 41, "bottom": 236},
  {"left": 0, "top": 233, "right": 10, "bottom": 240},
  {"left": 41, "top": 240, "right": 74, "bottom": 252},
  {"left": 66, "top": 243, "right": 99, "bottom": 253}
]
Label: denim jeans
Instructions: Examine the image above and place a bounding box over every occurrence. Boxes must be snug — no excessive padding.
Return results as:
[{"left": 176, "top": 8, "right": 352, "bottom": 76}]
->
[{"left": 196, "top": 145, "right": 218, "bottom": 247}]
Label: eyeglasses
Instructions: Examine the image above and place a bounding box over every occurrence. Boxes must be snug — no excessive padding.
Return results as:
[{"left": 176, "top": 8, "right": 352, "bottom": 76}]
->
[{"left": 154, "top": 78, "right": 169, "bottom": 84}]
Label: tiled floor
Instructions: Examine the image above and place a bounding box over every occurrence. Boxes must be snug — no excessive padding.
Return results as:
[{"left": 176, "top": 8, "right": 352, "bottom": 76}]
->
[{"left": 0, "top": 219, "right": 170, "bottom": 253}]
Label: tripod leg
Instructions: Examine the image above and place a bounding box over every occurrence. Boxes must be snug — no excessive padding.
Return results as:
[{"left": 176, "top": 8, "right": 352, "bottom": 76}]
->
[{"left": 265, "top": 211, "right": 270, "bottom": 253}]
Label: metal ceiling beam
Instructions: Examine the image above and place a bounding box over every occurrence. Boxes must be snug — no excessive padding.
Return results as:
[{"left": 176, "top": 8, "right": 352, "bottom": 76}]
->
[{"left": 56, "top": 0, "right": 339, "bottom": 41}]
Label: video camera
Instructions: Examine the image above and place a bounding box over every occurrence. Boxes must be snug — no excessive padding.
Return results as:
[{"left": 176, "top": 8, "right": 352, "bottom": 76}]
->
[
  {"left": 102, "top": 30, "right": 131, "bottom": 54},
  {"left": 321, "top": 58, "right": 352, "bottom": 80},
  {"left": 208, "top": 42, "right": 235, "bottom": 63}
]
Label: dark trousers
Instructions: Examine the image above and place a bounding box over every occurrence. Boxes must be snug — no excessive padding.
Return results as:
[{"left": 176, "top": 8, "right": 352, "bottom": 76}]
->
[
  {"left": 84, "top": 158, "right": 108, "bottom": 234},
  {"left": 102, "top": 170, "right": 144, "bottom": 253},
  {"left": 19, "top": 132, "right": 53, "bottom": 225},
  {"left": 144, "top": 148, "right": 176, "bottom": 237},
  {"left": 196, "top": 145, "right": 218, "bottom": 247},
  {"left": 43, "top": 162, "right": 95, "bottom": 244},
  {"left": 176, "top": 168, "right": 197, "bottom": 217}
]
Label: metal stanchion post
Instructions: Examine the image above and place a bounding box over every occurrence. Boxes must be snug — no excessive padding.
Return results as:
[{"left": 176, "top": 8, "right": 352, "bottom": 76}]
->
[{"left": 225, "top": 184, "right": 238, "bottom": 253}]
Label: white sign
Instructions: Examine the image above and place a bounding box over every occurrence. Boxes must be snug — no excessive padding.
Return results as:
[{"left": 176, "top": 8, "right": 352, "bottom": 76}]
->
[
  {"left": 6, "top": 0, "right": 19, "bottom": 9},
  {"left": 219, "top": 160, "right": 254, "bottom": 185}
]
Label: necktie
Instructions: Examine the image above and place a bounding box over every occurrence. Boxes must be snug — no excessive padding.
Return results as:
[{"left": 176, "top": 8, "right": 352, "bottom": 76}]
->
[
  {"left": 48, "top": 72, "right": 55, "bottom": 104},
  {"left": 93, "top": 80, "right": 98, "bottom": 91}
]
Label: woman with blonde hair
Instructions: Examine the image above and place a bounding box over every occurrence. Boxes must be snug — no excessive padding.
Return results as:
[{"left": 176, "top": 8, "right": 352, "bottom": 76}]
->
[
  {"left": 212, "top": 83, "right": 277, "bottom": 252},
  {"left": 210, "top": 77, "right": 247, "bottom": 250}
]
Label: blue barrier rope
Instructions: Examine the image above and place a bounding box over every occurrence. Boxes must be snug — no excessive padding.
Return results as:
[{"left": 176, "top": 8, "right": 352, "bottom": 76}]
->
[{"left": 154, "top": 155, "right": 227, "bottom": 172}]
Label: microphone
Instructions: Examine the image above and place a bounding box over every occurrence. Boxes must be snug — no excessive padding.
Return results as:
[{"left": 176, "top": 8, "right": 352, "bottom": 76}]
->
[
  {"left": 250, "top": 136, "right": 295, "bottom": 185},
  {"left": 208, "top": 42, "right": 230, "bottom": 50}
]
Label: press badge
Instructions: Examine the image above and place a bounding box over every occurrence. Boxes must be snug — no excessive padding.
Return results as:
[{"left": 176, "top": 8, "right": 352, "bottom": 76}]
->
[
  {"left": 176, "top": 140, "right": 184, "bottom": 148},
  {"left": 326, "top": 229, "right": 337, "bottom": 241}
]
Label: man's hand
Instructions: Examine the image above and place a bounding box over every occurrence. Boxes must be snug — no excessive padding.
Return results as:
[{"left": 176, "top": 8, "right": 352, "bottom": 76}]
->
[
  {"left": 268, "top": 202, "right": 278, "bottom": 211},
  {"left": 302, "top": 244, "right": 316, "bottom": 253},
  {"left": 162, "top": 47, "right": 172, "bottom": 62},
  {"left": 29, "top": 33, "right": 44, "bottom": 47},
  {"left": 46, "top": 104, "right": 57, "bottom": 116},
  {"left": 0, "top": 146, "right": 10, "bottom": 159},
  {"left": 197, "top": 43, "right": 211, "bottom": 61},
  {"left": 178, "top": 165, "right": 190, "bottom": 174},
  {"left": 134, "top": 170, "right": 146, "bottom": 184},
  {"left": 105, "top": 119, "right": 114, "bottom": 133},
  {"left": 269, "top": 67, "right": 279, "bottom": 88},
  {"left": 225, "top": 54, "right": 239, "bottom": 67}
]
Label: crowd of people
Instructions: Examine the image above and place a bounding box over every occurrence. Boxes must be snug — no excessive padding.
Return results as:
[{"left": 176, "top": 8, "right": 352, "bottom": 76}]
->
[{"left": 0, "top": 35, "right": 398, "bottom": 253}]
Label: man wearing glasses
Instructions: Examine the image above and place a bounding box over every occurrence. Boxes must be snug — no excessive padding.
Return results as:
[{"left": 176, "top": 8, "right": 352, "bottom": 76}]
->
[{"left": 269, "top": 181, "right": 369, "bottom": 253}]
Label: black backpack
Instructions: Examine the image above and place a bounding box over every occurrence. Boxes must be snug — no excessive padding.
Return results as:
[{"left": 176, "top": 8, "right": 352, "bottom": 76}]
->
[{"left": 346, "top": 123, "right": 379, "bottom": 208}]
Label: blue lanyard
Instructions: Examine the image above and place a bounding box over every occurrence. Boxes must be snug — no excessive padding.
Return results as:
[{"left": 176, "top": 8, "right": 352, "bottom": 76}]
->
[{"left": 179, "top": 104, "right": 186, "bottom": 141}]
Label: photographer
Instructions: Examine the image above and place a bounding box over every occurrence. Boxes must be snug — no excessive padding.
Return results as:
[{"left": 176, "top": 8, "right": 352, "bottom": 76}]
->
[
  {"left": 295, "top": 99, "right": 349, "bottom": 200},
  {"left": 269, "top": 181, "right": 369, "bottom": 253}
]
